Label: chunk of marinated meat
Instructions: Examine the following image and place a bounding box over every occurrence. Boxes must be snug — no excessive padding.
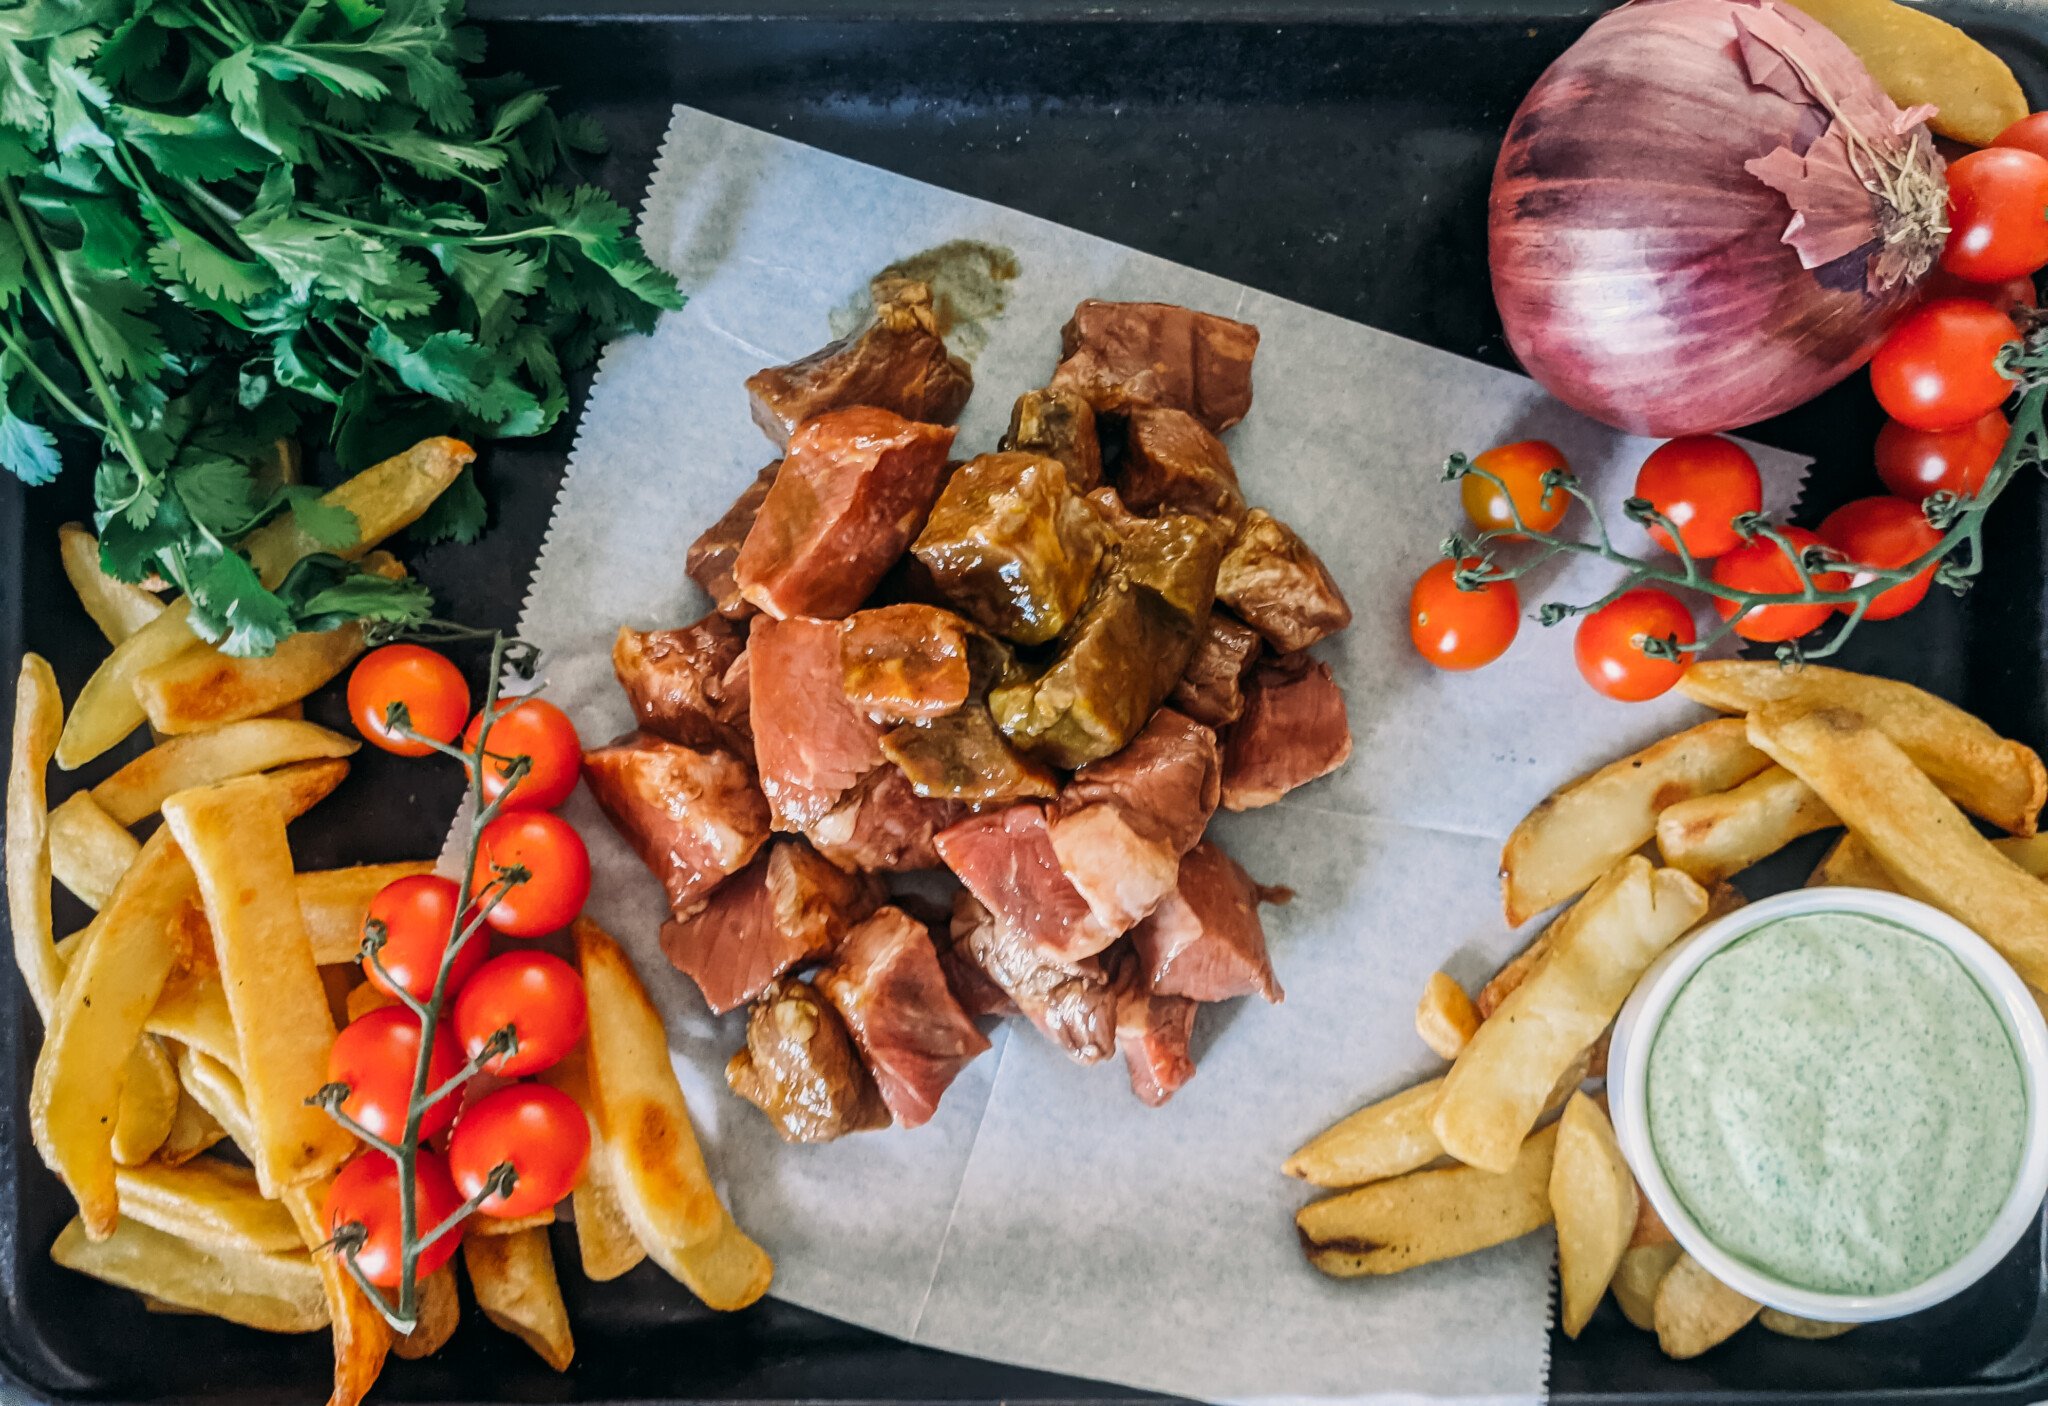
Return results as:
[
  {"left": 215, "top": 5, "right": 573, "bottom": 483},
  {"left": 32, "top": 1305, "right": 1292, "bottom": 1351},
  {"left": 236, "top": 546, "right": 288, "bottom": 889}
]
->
[
  {"left": 1130, "top": 840, "right": 1285, "bottom": 1003},
  {"left": 912, "top": 452, "right": 1108, "bottom": 645},
  {"left": 1121, "top": 408, "right": 1247, "bottom": 529},
  {"left": 932, "top": 892, "right": 1016, "bottom": 1018},
  {"left": 734, "top": 407, "right": 957, "bottom": 620},
  {"left": 659, "top": 839, "right": 883, "bottom": 1014},
  {"left": 818, "top": 907, "right": 991, "bottom": 1128},
  {"left": 840, "top": 604, "right": 974, "bottom": 723},
  {"left": 727, "top": 979, "right": 891, "bottom": 1142},
  {"left": 1217, "top": 509, "right": 1354, "bottom": 652},
  {"left": 1222, "top": 654, "right": 1354, "bottom": 811},
  {"left": 1170, "top": 612, "right": 1263, "bottom": 728},
  {"left": 748, "top": 616, "right": 885, "bottom": 831},
  {"left": 808, "top": 764, "right": 964, "bottom": 873},
  {"left": 744, "top": 280, "right": 973, "bottom": 447},
  {"left": 882, "top": 705, "right": 1058, "bottom": 805},
  {"left": 950, "top": 891, "right": 1116, "bottom": 1063},
  {"left": 583, "top": 731, "right": 771, "bottom": 914},
  {"left": 613, "top": 616, "right": 752, "bottom": 759},
  {"left": 935, "top": 805, "right": 1117, "bottom": 963},
  {"left": 1048, "top": 709, "right": 1220, "bottom": 934},
  {"left": 1051, "top": 300, "right": 1259, "bottom": 432},
  {"left": 687, "top": 462, "right": 778, "bottom": 618},
  {"left": 1116, "top": 986, "right": 1198, "bottom": 1106},
  {"left": 1001, "top": 386, "right": 1102, "bottom": 491}
]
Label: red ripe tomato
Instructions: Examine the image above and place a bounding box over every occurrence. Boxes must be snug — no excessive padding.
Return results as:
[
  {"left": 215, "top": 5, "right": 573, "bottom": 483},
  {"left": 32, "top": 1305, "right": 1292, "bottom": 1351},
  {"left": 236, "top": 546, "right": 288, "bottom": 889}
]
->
[
  {"left": 362, "top": 874, "right": 486, "bottom": 1003},
  {"left": 1632, "top": 436, "right": 1763, "bottom": 560},
  {"left": 1942, "top": 147, "right": 2048, "bottom": 283},
  {"left": 1460, "top": 440, "right": 1569, "bottom": 536},
  {"left": 463, "top": 698, "right": 582, "bottom": 812},
  {"left": 1995, "top": 111, "right": 2048, "bottom": 164},
  {"left": 1573, "top": 588, "right": 1697, "bottom": 703},
  {"left": 452, "top": 952, "right": 587, "bottom": 1077},
  {"left": 327, "top": 1005, "right": 465, "bottom": 1141},
  {"left": 347, "top": 645, "right": 470, "bottom": 758},
  {"left": 447, "top": 1083, "right": 590, "bottom": 1220},
  {"left": 1818, "top": 496, "right": 1943, "bottom": 622},
  {"left": 1407, "top": 558, "right": 1519, "bottom": 671},
  {"left": 325, "top": 1150, "right": 465, "bottom": 1288},
  {"left": 1919, "top": 266, "right": 2038, "bottom": 319},
  {"left": 472, "top": 811, "right": 591, "bottom": 938},
  {"left": 1869, "top": 298, "right": 2018, "bottom": 431},
  {"left": 1874, "top": 411, "right": 2008, "bottom": 502},
  {"left": 1709, "top": 527, "right": 1848, "bottom": 642}
]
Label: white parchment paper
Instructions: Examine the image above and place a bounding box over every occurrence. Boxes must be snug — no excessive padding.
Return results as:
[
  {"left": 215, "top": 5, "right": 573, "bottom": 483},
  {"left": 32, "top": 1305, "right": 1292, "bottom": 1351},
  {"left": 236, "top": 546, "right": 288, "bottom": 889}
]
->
[{"left": 510, "top": 106, "right": 1812, "bottom": 1406}]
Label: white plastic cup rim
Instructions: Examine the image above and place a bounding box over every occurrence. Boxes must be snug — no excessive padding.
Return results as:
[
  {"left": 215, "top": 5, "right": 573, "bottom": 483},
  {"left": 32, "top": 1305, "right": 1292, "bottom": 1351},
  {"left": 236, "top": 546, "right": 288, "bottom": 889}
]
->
[{"left": 1607, "top": 885, "right": 2048, "bottom": 1324}]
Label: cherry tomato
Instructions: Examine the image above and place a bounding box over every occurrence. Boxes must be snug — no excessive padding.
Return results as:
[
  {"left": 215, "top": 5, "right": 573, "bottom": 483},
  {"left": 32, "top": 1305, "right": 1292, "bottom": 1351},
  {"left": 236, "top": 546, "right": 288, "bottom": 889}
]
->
[
  {"left": 1408, "top": 558, "right": 1519, "bottom": 671},
  {"left": 447, "top": 1083, "right": 590, "bottom": 1219},
  {"left": 1709, "top": 527, "right": 1848, "bottom": 642},
  {"left": 472, "top": 811, "right": 591, "bottom": 938},
  {"left": 1942, "top": 147, "right": 2048, "bottom": 283},
  {"left": 462, "top": 698, "right": 582, "bottom": 812},
  {"left": 1632, "top": 436, "right": 1763, "bottom": 560},
  {"left": 1460, "top": 440, "right": 1569, "bottom": 536},
  {"left": 327, "top": 1005, "right": 465, "bottom": 1141},
  {"left": 362, "top": 874, "right": 486, "bottom": 1003},
  {"left": 348, "top": 645, "right": 470, "bottom": 757},
  {"left": 452, "top": 952, "right": 587, "bottom": 1077},
  {"left": 1919, "top": 266, "right": 2038, "bottom": 319},
  {"left": 1874, "top": 411, "right": 2008, "bottom": 502},
  {"left": 1994, "top": 111, "right": 2048, "bottom": 164},
  {"left": 1869, "top": 298, "right": 2018, "bottom": 431},
  {"left": 1573, "top": 588, "right": 1697, "bottom": 703},
  {"left": 1818, "top": 496, "right": 1942, "bottom": 622},
  {"left": 325, "top": 1150, "right": 465, "bottom": 1288}
]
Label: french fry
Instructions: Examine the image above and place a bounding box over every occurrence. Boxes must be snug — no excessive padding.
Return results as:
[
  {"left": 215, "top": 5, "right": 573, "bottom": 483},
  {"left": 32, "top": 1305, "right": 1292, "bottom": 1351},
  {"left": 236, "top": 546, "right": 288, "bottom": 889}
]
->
[
  {"left": 91, "top": 719, "right": 358, "bottom": 825},
  {"left": 1500, "top": 719, "right": 1767, "bottom": 925},
  {"left": 470, "top": 1208, "right": 557, "bottom": 1236},
  {"left": 1434, "top": 857, "right": 1707, "bottom": 1173},
  {"left": 162, "top": 776, "right": 354, "bottom": 1191},
  {"left": 1551, "top": 1093, "right": 1637, "bottom": 1339},
  {"left": 1414, "top": 972, "right": 1480, "bottom": 1060},
  {"left": 391, "top": 1266, "right": 460, "bottom": 1361},
  {"left": 283, "top": 1181, "right": 392, "bottom": 1406},
  {"left": 1476, "top": 928, "right": 1551, "bottom": 1020},
  {"left": 298, "top": 861, "right": 436, "bottom": 963},
  {"left": 573, "top": 918, "right": 772, "bottom": 1310},
  {"left": 174, "top": 1046, "right": 262, "bottom": 1168},
  {"left": 540, "top": 1039, "right": 650, "bottom": 1280},
  {"left": 1804, "top": 831, "right": 1899, "bottom": 890},
  {"left": 464, "top": 1227, "right": 576, "bottom": 1372},
  {"left": 344, "top": 981, "right": 400, "bottom": 1023},
  {"left": 111, "top": 1037, "right": 180, "bottom": 1168},
  {"left": 116, "top": 1158, "right": 305, "bottom": 1257},
  {"left": 1655, "top": 765, "right": 1837, "bottom": 885},
  {"left": 149, "top": 967, "right": 242, "bottom": 1072},
  {"left": 157, "top": 1086, "right": 228, "bottom": 1167},
  {"left": 1749, "top": 705, "right": 2048, "bottom": 991},
  {"left": 1654, "top": 1252, "right": 1760, "bottom": 1359},
  {"left": 137, "top": 621, "right": 375, "bottom": 735},
  {"left": 1612, "top": 1242, "right": 1682, "bottom": 1332},
  {"left": 1758, "top": 1308, "right": 1856, "bottom": 1340},
  {"left": 1681, "top": 661, "right": 2047, "bottom": 835},
  {"left": 1285, "top": 1077, "right": 1445, "bottom": 1189},
  {"left": 1631, "top": 1188, "right": 1676, "bottom": 1249},
  {"left": 1297, "top": 1122, "right": 1559, "bottom": 1277},
  {"left": 8, "top": 656, "right": 65, "bottom": 1015},
  {"left": 48, "top": 790, "right": 142, "bottom": 909},
  {"left": 52, "top": 1215, "right": 329, "bottom": 1334},
  {"left": 54, "top": 617, "right": 201, "bottom": 771},
  {"left": 60, "top": 523, "right": 166, "bottom": 643}
]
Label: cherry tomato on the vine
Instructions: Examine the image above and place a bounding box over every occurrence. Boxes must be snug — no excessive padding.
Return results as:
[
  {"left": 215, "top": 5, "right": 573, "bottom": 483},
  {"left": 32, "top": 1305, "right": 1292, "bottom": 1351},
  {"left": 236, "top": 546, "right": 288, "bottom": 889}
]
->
[
  {"left": 1632, "top": 436, "right": 1763, "bottom": 560},
  {"left": 1709, "top": 526, "right": 1847, "bottom": 643},
  {"left": 462, "top": 697, "right": 583, "bottom": 812},
  {"left": 1873, "top": 411, "right": 2007, "bottom": 503},
  {"left": 327, "top": 1005, "right": 465, "bottom": 1141},
  {"left": 1869, "top": 298, "right": 2018, "bottom": 432},
  {"left": 472, "top": 811, "right": 591, "bottom": 938},
  {"left": 325, "top": 1150, "right": 465, "bottom": 1288},
  {"left": 447, "top": 1083, "right": 590, "bottom": 1219},
  {"left": 1408, "top": 558, "right": 1519, "bottom": 671},
  {"left": 1919, "top": 266, "right": 2039, "bottom": 320},
  {"left": 362, "top": 874, "right": 486, "bottom": 1003},
  {"left": 452, "top": 952, "right": 587, "bottom": 1077},
  {"left": 1942, "top": 147, "right": 2048, "bottom": 283},
  {"left": 1460, "top": 440, "right": 1569, "bottom": 537},
  {"left": 1818, "top": 496, "right": 1943, "bottom": 622},
  {"left": 1573, "top": 588, "right": 1696, "bottom": 703},
  {"left": 348, "top": 645, "right": 470, "bottom": 758}
]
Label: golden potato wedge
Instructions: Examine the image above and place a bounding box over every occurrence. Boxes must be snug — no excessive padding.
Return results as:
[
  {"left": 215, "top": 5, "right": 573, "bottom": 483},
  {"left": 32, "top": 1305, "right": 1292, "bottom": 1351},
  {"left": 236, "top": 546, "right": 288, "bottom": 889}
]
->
[
  {"left": 60, "top": 523, "right": 166, "bottom": 643},
  {"left": 91, "top": 719, "right": 358, "bottom": 825},
  {"left": 1285, "top": 1077, "right": 1445, "bottom": 1189},
  {"left": 48, "top": 790, "right": 142, "bottom": 910},
  {"left": 1434, "top": 857, "right": 1707, "bottom": 1173},
  {"left": 1655, "top": 766, "right": 1837, "bottom": 885},
  {"left": 470, "top": 1208, "right": 557, "bottom": 1237},
  {"left": 540, "top": 1039, "right": 650, "bottom": 1281},
  {"left": 1551, "top": 1093, "right": 1638, "bottom": 1338},
  {"left": 111, "top": 1037, "right": 180, "bottom": 1168},
  {"left": 464, "top": 1227, "right": 575, "bottom": 1371},
  {"left": 1654, "top": 1252, "right": 1760, "bottom": 1359},
  {"left": 8, "top": 655, "right": 64, "bottom": 1015},
  {"left": 157, "top": 1087, "right": 228, "bottom": 1167},
  {"left": 150, "top": 967, "right": 242, "bottom": 1071},
  {"left": 344, "top": 981, "right": 400, "bottom": 1023},
  {"left": 1298, "top": 1122, "right": 1558, "bottom": 1277},
  {"left": 1631, "top": 1189, "right": 1676, "bottom": 1249},
  {"left": 391, "top": 1266, "right": 460, "bottom": 1361},
  {"left": 1415, "top": 972, "right": 1480, "bottom": 1060},
  {"left": 1476, "top": 928, "right": 1552, "bottom": 1020},
  {"left": 1501, "top": 719, "right": 1767, "bottom": 925},
  {"left": 1758, "top": 1308, "right": 1857, "bottom": 1340},
  {"left": 1612, "top": 1242, "right": 1683, "bottom": 1332},
  {"left": 52, "top": 1214, "right": 328, "bottom": 1334},
  {"left": 1681, "top": 662, "right": 2046, "bottom": 836},
  {"left": 283, "top": 1181, "right": 392, "bottom": 1406},
  {"left": 138, "top": 621, "right": 374, "bottom": 736},
  {"left": 1804, "top": 831, "right": 1898, "bottom": 891},
  {"left": 173, "top": 1046, "right": 261, "bottom": 1169},
  {"left": 1790, "top": 0, "right": 2025, "bottom": 145},
  {"left": 116, "top": 1158, "right": 305, "bottom": 1257},
  {"left": 298, "top": 861, "right": 437, "bottom": 963},
  {"left": 54, "top": 614, "right": 201, "bottom": 771}
]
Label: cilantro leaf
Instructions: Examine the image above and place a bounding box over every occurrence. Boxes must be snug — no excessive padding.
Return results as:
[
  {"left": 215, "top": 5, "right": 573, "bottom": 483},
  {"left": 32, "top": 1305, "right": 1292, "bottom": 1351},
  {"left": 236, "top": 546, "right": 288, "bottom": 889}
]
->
[
  {"left": 118, "top": 107, "right": 272, "bottom": 182},
  {"left": 0, "top": 404, "right": 60, "bottom": 484},
  {"left": 54, "top": 248, "right": 165, "bottom": 382},
  {"left": 406, "top": 461, "right": 484, "bottom": 545},
  {"left": 276, "top": 552, "right": 432, "bottom": 633},
  {"left": 435, "top": 243, "right": 540, "bottom": 344},
  {"left": 186, "top": 546, "right": 296, "bottom": 656},
  {"left": 170, "top": 454, "right": 257, "bottom": 534},
  {"left": 283, "top": 483, "right": 359, "bottom": 549},
  {"left": 147, "top": 213, "right": 280, "bottom": 305}
]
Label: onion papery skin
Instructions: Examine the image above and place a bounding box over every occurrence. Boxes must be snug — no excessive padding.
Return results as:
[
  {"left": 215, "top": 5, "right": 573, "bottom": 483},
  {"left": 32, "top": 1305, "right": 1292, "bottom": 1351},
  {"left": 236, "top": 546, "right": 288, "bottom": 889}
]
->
[{"left": 1489, "top": 0, "right": 1936, "bottom": 437}]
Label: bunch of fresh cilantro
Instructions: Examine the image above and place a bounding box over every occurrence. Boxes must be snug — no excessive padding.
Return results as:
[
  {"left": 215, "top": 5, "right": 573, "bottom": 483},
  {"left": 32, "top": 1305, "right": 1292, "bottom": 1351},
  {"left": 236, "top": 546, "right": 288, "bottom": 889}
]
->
[{"left": 0, "top": 0, "right": 682, "bottom": 653}]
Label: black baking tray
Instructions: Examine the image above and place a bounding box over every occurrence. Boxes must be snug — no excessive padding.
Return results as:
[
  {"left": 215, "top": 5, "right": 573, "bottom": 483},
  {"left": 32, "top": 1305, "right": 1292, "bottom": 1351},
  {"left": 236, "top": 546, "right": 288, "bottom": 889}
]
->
[{"left": 5, "top": 3, "right": 2048, "bottom": 1402}]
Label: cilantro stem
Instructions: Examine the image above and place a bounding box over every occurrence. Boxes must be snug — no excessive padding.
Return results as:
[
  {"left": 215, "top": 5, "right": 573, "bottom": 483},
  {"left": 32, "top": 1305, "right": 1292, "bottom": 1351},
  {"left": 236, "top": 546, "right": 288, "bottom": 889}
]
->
[
  {"left": 303, "top": 208, "right": 570, "bottom": 250},
  {"left": 0, "top": 320, "right": 105, "bottom": 432}
]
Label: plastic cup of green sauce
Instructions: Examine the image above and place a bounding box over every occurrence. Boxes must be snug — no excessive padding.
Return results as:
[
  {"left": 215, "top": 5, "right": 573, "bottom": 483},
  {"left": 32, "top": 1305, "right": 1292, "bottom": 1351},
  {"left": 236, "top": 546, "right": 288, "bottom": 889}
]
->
[{"left": 1609, "top": 886, "right": 2048, "bottom": 1323}]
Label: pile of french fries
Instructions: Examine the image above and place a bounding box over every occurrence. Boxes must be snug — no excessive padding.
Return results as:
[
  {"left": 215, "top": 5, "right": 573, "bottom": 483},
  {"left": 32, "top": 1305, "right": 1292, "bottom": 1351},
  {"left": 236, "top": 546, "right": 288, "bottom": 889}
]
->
[
  {"left": 1287, "top": 662, "right": 2048, "bottom": 1358},
  {"left": 7, "top": 439, "right": 770, "bottom": 1406}
]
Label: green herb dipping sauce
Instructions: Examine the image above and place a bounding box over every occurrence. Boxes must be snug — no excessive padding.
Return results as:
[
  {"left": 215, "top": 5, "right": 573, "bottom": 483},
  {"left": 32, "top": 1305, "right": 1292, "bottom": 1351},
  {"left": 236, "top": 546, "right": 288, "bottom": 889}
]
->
[{"left": 1645, "top": 911, "right": 2026, "bottom": 1297}]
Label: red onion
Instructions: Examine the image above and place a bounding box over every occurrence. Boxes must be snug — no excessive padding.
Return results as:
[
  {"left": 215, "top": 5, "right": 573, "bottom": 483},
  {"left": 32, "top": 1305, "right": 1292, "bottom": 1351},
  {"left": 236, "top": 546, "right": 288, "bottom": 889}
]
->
[{"left": 1489, "top": 0, "right": 1947, "bottom": 437}]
